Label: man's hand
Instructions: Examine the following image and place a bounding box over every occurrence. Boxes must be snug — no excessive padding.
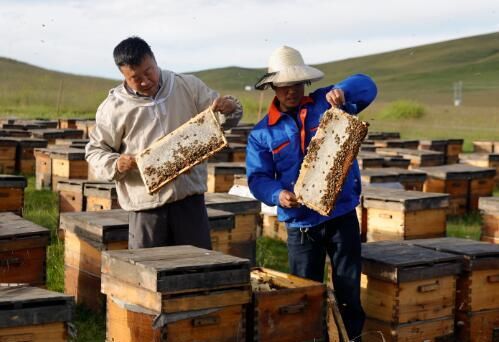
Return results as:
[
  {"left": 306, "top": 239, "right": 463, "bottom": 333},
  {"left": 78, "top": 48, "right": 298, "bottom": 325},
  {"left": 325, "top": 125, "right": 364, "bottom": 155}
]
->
[
  {"left": 211, "top": 96, "right": 237, "bottom": 114},
  {"left": 117, "top": 154, "right": 136, "bottom": 173},
  {"left": 279, "top": 190, "right": 301, "bottom": 208},
  {"left": 326, "top": 88, "right": 345, "bottom": 108}
]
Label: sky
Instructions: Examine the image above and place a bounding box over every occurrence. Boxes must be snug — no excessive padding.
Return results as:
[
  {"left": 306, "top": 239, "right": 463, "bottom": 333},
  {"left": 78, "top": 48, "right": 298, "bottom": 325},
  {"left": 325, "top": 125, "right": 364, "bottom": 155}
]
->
[{"left": 1, "top": 0, "right": 498, "bottom": 80}]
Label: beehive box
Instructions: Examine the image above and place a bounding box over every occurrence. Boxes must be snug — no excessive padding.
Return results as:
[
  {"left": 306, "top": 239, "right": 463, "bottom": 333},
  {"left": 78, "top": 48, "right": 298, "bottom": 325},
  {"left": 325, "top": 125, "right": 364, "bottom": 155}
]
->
[
  {"left": 56, "top": 179, "right": 106, "bottom": 213},
  {"left": 34, "top": 147, "right": 53, "bottom": 190},
  {"left": 261, "top": 214, "right": 287, "bottom": 242},
  {"left": 0, "top": 175, "right": 27, "bottom": 215},
  {"left": 367, "top": 131, "right": 400, "bottom": 140},
  {"left": 136, "top": 108, "right": 227, "bottom": 194},
  {"left": 382, "top": 155, "right": 411, "bottom": 169},
  {"left": 363, "top": 188, "right": 449, "bottom": 241},
  {"left": 75, "top": 120, "right": 95, "bottom": 139},
  {"left": 361, "top": 168, "right": 401, "bottom": 187},
  {"left": 13, "top": 137, "right": 48, "bottom": 175},
  {"left": 83, "top": 182, "right": 120, "bottom": 211},
  {"left": 460, "top": 152, "right": 499, "bottom": 185},
  {"left": 58, "top": 118, "right": 80, "bottom": 129},
  {"left": 446, "top": 139, "right": 464, "bottom": 164},
  {"left": 247, "top": 267, "right": 326, "bottom": 342},
  {"left": 50, "top": 148, "right": 88, "bottom": 191},
  {"left": 357, "top": 152, "right": 384, "bottom": 169},
  {"left": 374, "top": 139, "right": 419, "bottom": 150},
  {"left": 479, "top": 197, "right": 499, "bottom": 244},
  {"left": 106, "top": 295, "right": 247, "bottom": 342},
  {"left": 0, "top": 138, "right": 17, "bottom": 174},
  {"left": 361, "top": 241, "right": 460, "bottom": 339},
  {"left": 0, "top": 129, "right": 31, "bottom": 138},
  {"left": 294, "top": 107, "right": 369, "bottom": 216},
  {"left": 59, "top": 209, "right": 128, "bottom": 312},
  {"left": 30, "top": 128, "right": 83, "bottom": 145},
  {"left": 363, "top": 316, "right": 455, "bottom": 342},
  {"left": 207, "top": 162, "right": 246, "bottom": 193},
  {"left": 377, "top": 148, "right": 445, "bottom": 168},
  {"left": 362, "top": 167, "right": 427, "bottom": 191},
  {"left": 205, "top": 192, "right": 261, "bottom": 264},
  {"left": 209, "top": 143, "right": 246, "bottom": 163},
  {"left": 418, "top": 164, "right": 496, "bottom": 215},
  {"left": 224, "top": 132, "right": 246, "bottom": 144},
  {"left": 101, "top": 245, "right": 251, "bottom": 313},
  {"left": 408, "top": 237, "right": 499, "bottom": 342},
  {"left": 419, "top": 139, "right": 448, "bottom": 154},
  {"left": 54, "top": 138, "right": 89, "bottom": 149},
  {"left": 473, "top": 141, "right": 499, "bottom": 153},
  {"left": 0, "top": 286, "right": 74, "bottom": 342},
  {"left": 0, "top": 212, "right": 50, "bottom": 286}
]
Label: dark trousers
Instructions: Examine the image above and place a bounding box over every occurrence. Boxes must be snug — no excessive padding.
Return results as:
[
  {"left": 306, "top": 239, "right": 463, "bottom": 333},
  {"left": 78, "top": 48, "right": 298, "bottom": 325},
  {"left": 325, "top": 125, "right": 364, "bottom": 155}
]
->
[
  {"left": 128, "top": 194, "right": 212, "bottom": 250},
  {"left": 287, "top": 210, "right": 365, "bottom": 340}
]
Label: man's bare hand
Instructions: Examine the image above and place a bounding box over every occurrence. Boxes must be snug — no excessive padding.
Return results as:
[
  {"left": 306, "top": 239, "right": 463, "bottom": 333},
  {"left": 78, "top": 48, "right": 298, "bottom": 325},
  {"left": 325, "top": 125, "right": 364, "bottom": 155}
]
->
[
  {"left": 211, "top": 96, "right": 236, "bottom": 114},
  {"left": 326, "top": 88, "right": 345, "bottom": 108},
  {"left": 117, "top": 154, "right": 136, "bottom": 173},
  {"left": 279, "top": 190, "right": 301, "bottom": 208}
]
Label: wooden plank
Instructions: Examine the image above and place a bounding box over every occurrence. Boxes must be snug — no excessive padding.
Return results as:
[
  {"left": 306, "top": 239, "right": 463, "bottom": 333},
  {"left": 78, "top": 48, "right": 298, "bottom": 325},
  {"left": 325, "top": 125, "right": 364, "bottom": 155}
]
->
[
  {"left": 363, "top": 188, "right": 449, "bottom": 211},
  {"left": 0, "top": 322, "right": 67, "bottom": 341},
  {"left": 294, "top": 108, "right": 368, "bottom": 215},
  {"left": 455, "top": 308, "right": 499, "bottom": 342},
  {"left": 205, "top": 192, "right": 261, "bottom": 214},
  {"left": 136, "top": 108, "right": 227, "bottom": 193}
]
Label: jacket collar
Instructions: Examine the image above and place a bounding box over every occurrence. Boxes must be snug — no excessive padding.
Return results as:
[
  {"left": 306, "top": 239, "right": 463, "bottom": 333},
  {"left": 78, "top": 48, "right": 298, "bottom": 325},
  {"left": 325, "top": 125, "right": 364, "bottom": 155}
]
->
[{"left": 268, "top": 96, "right": 314, "bottom": 126}]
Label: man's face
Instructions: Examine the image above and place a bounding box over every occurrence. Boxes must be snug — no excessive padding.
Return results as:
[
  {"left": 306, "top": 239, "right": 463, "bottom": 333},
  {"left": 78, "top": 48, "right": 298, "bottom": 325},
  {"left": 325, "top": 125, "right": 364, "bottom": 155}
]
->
[
  {"left": 273, "top": 83, "right": 305, "bottom": 112},
  {"left": 120, "top": 55, "right": 160, "bottom": 97}
]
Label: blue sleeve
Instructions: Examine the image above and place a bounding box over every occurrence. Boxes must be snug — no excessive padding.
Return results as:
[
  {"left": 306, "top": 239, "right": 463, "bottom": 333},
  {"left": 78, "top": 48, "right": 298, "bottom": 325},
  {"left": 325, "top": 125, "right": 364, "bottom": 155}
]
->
[
  {"left": 333, "top": 74, "right": 377, "bottom": 114},
  {"left": 246, "top": 130, "right": 283, "bottom": 207}
]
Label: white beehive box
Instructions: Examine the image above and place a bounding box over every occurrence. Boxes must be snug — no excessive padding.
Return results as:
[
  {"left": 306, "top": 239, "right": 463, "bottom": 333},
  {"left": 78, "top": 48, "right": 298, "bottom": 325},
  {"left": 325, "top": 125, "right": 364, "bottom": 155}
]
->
[
  {"left": 295, "top": 107, "right": 368, "bottom": 216},
  {"left": 136, "top": 108, "right": 227, "bottom": 193}
]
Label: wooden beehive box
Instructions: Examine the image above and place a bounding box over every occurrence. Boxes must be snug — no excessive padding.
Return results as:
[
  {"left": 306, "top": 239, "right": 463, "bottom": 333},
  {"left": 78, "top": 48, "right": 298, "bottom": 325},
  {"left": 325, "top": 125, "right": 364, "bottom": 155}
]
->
[
  {"left": 357, "top": 152, "right": 384, "bottom": 169},
  {"left": 54, "top": 138, "right": 89, "bottom": 148},
  {"left": 34, "top": 147, "right": 53, "bottom": 190},
  {"left": 247, "top": 267, "right": 326, "bottom": 342},
  {"left": 209, "top": 142, "right": 246, "bottom": 163},
  {"left": 136, "top": 108, "right": 227, "bottom": 194},
  {"left": 58, "top": 118, "right": 80, "bottom": 129},
  {"left": 50, "top": 147, "right": 88, "bottom": 191},
  {"left": 101, "top": 245, "right": 251, "bottom": 313},
  {"left": 460, "top": 152, "right": 499, "bottom": 186},
  {"left": 446, "top": 139, "right": 463, "bottom": 164},
  {"left": 374, "top": 139, "right": 419, "bottom": 150},
  {"left": 361, "top": 168, "right": 402, "bottom": 187},
  {"left": 261, "top": 214, "right": 287, "bottom": 242},
  {"left": 480, "top": 197, "right": 499, "bottom": 244},
  {"left": 0, "top": 286, "right": 74, "bottom": 342},
  {"left": 361, "top": 241, "right": 461, "bottom": 340},
  {"left": 362, "top": 167, "right": 427, "bottom": 191},
  {"left": 419, "top": 139, "right": 448, "bottom": 154},
  {"left": 106, "top": 295, "right": 247, "bottom": 342},
  {"left": 56, "top": 179, "right": 105, "bottom": 213},
  {"left": 83, "top": 182, "right": 120, "bottom": 211},
  {"left": 367, "top": 131, "right": 400, "bottom": 140},
  {"left": 59, "top": 209, "right": 128, "bottom": 312},
  {"left": 224, "top": 132, "right": 246, "bottom": 144},
  {"left": 0, "top": 175, "right": 27, "bottom": 216},
  {"left": 205, "top": 192, "right": 261, "bottom": 264},
  {"left": 418, "top": 164, "right": 496, "bottom": 215},
  {"left": 0, "top": 129, "right": 31, "bottom": 138},
  {"left": 0, "top": 138, "right": 17, "bottom": 174},
  {"left": 294, "top": 107, "right": 369, "bottom": 216},
  {"left": 207, "top": 162, "right": 246, "bottom": 193},
  {"left": 75, "top": 120, "right": 95, "bottom": 139},
  {"left": 473, "top": 141, "right": 499, "bottom": 153},
  {"left": 0, "top": 212, "right": 50, "bottom": 286},
  {"left": 363, "top": 188, "right": 449, "bottom": 241},
  {"left": 409, "top": 237, "right": 499, "bottom": 342},
  {"left": 30, "top": 128, "right": 83, "bottom": 145},
  {"left": 377, "top": 148, "right": 445, "bottom": 168},
  {"left": 382, "top": 155, "right": 411, "bottom": 169},
  {"left": 13, "top": 137, "right": 48, "bottom": 175}
]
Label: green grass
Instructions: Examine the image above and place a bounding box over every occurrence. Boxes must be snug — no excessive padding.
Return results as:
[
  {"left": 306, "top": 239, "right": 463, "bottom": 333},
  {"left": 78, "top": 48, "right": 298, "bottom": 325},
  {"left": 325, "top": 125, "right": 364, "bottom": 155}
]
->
[{"left": 379, "top": 100, "right": 426, "bottom": 120}]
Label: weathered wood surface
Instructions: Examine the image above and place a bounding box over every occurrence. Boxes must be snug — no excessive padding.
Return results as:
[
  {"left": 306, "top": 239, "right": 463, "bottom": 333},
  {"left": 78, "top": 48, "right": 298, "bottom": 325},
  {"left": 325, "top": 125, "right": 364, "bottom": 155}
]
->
[
  {"left": 473, "top": 140, "right": 499, "bottom": 153},
  {"left": 207, "top": 208, "right": 234, "bottom": 231},
  {"left": 30, "top": 128, "right": 83, "bottom": 140},
  {"left": 59, "top": 209, "right": 128, "bottom": 245},
  {"left": 0, "top": 212, "right": 49, "bottom": 241},
  {"left": 248, "top": 267, "right": 326, "bottom": 342},
  {"left": 83, "top": 182, "right": 116, "bottom": 199},
  {"left": 294, "top": 107, "right": 368, "bottom": 216},
  {"left": 357, "top": 152, "right": 384, "bottom": 169},
  {"left": 455, "top": 308, "right": 499, "bottom": 342},
  {"left": 101, "top": 245, "right": 250, "bottom": 293},
  {"left": 0, "top": 286, "right": 74, "bottom": 329},
  {"left": 417, "top": 164, "right": 496, "bottom": 180},
  {"left": 362, "top": 241, "right": 461, "bottom": 283},
  {"left": 205, "top": 192, "right": 260, "bottom": 214},
  {"left": 363, "top": 188, "right": 449, "bottom": 211},
  {"left": 136, "top": 108, "right": 227, "bottom": 193}
]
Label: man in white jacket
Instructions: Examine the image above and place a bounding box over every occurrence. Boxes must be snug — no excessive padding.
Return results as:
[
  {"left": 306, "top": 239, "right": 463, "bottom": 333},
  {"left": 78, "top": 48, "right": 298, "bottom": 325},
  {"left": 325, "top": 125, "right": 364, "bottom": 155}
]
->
[{"left": 86, "top": 36, "right": 243, "bottom": 249}]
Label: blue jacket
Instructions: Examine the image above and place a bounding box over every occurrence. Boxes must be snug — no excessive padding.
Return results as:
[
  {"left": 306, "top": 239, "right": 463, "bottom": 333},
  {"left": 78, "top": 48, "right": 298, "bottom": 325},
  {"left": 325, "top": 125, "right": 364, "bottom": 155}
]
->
[{"left": 246, "top": 74, "right": 377, "bottom": 228}]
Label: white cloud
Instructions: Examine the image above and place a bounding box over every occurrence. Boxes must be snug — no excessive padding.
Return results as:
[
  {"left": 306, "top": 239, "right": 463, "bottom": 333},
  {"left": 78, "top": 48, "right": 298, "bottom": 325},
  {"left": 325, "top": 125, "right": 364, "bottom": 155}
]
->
[{"left": 0, "top": 0, "right": 497, "bottom": 78}]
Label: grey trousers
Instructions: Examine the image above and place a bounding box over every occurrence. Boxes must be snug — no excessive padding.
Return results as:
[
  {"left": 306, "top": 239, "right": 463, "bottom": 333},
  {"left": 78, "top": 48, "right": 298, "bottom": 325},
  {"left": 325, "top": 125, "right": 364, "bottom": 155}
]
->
[{"left": 128, "top": 194, "right": 212, "bottom": 250}]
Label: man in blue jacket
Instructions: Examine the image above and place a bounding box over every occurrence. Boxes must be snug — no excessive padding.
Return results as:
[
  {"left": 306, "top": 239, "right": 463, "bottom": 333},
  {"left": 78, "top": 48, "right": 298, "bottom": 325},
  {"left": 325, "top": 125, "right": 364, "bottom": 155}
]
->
[{"left": 247, "top": 46, "right": 377, "bottom": 339}]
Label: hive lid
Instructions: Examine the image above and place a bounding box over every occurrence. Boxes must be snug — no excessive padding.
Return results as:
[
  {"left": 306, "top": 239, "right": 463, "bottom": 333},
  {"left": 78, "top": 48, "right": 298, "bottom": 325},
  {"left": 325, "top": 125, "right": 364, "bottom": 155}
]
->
[
  {"left": 362, "top": 241, "right": 461, "bottom": 283},
  {"left": 101, "top": 245, "right": 250, "bottom": 293},
  {"left": 0, "top": 212, "right": 49, "bottom": 242},
  {"left": 207, "top": 208, "right": 235, "bottom": 231},
  {"left": 59, "top": 209, "right": 128, "bottom": 246},
  {"left": 83, "top": 182, "right": 117, "bottom": 198},
  {"left": 0, "top": 286, "right": 74, "bottom": 328},
  {"left": 0, "top": 174, "right": 27, "bottom": 188},
  {"left": 205, "top": 192, "right": 260, "bottom": 214},
  {"left": 416, "top": 164, "right": 496, "bottom": 180},
  {"left": 207, "top": 162, "right": 246, "bottom": 174},
  {"left": 363, "top": 188, "right": 449, "bottom": 211}
]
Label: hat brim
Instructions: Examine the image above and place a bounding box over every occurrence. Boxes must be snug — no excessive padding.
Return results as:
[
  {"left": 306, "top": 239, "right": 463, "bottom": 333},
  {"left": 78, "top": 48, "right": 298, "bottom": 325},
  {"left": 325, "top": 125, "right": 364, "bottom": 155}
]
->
[{"left": 255, "top": 65, "right": 324, "bottom": 90}]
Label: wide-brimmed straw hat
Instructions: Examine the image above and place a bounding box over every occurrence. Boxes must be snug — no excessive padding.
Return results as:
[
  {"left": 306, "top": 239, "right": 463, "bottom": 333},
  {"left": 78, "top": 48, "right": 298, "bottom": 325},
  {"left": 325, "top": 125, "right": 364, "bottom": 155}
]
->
[{"left": 255, "top": 46, "right": 324, "bottom": 90}]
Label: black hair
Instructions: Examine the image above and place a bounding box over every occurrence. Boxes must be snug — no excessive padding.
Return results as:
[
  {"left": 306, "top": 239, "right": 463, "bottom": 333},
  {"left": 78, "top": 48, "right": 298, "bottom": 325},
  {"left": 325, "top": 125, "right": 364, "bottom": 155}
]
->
[{"left": 113, "top": 36, "right": 155, "bottom": 67}]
